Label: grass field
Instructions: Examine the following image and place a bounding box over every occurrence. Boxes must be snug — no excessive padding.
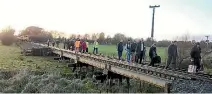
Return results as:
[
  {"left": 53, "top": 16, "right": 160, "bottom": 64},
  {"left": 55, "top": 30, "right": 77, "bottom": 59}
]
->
[
  {"left": 0, "top": 43, "right": 72, "bottom": 74},
  {"left": 0, "top": 43, "right": 163, "bottom": 93}
]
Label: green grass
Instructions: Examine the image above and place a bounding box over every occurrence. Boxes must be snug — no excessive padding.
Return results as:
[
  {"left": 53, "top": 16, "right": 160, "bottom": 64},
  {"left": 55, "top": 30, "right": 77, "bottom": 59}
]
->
[
  {"left": 0, "top": 43, "right": 164, "bottom": 93},
  {"left": 58, "top": 43, "right": 168, "bottom": 62},
  {"left": 0, "top": 43, "right": 72, "bottom": 74}
]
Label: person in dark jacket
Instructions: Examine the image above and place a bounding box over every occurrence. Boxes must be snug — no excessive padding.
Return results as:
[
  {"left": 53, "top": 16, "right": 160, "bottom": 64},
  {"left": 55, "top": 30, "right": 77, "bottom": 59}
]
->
[
  {"left": 117, "top": 40, "right": 124, "bottom": 60},
  {"left": 52, "top": 40, "right": 55, "bottom": 47},
  {"left": 63, "top": 38, "right": 66, "bottom": 49},
  {"left": 67, "top": 39, "right": 71, "bottom": 50},
  {"left": 165, "top": 41, "right": 178, "bottom": 70},
  {"left": 47, "top": 39, "right": 50, "bottom": 47},
  {"left": 56, "top": 39, "right": 60, "bottom": 48},
  {"left": 149, "top": 43, "right": 157, "bottom": 66},
  {"left": 143, "top": 46, "right": 146, "bottom": 61},
  {"left": 135, "top": 38, "right": 145, "bottom": 64},
  {"left": 190, "top": 42, "right": 201, "bottom": 72},
  {"left": 70, "top": 39, "right": 75, "bottom": 51},
  {"left": 82, "top": 40, "right": 87, "bottom": 53},
  {"left": 131, "top": 40, "right": 137, "bottom": 62},
  {"left": 79, "top": 40, "right": 83, "bottom": 52}
]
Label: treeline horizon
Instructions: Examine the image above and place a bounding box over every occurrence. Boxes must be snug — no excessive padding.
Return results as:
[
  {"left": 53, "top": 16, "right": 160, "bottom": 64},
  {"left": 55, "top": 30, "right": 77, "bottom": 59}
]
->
[{"left": 0, "top": 26, "right": 211, "bottom": 47}]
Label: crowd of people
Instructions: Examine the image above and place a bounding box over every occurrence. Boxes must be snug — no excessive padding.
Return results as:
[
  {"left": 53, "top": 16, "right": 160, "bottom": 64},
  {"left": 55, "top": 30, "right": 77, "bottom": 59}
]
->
[
  {"left": 119, "top": 39, "right": 202, "bottom": 72},
  {"left": 47, "top": 38, "right": 99, "bottom": 54},
  {"left": 47, "top": 38, "right": 202, "bottom": 73}
]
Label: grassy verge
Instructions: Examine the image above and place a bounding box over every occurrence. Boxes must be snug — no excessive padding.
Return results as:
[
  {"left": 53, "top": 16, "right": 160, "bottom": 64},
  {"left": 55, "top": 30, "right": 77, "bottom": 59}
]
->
[
  {"left": 0, "top": 43, "right": 163, "bottom": 93},
  {"left": 0, "top": 43, "right": 72, "bottom": 74}
]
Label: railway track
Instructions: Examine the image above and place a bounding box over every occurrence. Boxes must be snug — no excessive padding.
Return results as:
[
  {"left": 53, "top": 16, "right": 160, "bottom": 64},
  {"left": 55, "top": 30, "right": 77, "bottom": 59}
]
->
[
  {"left": 79, "top": 51, "right": 212, "bottom": 82},
  {"left": 33, "top": 42, "right": 212, "bottom": 83}
]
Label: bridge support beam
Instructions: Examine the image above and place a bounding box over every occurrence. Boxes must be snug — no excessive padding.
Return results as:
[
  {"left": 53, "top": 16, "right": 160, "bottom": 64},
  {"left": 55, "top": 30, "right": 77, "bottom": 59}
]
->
[
  {"left": 127, "top": 77, "right": 130, "bottom": 93},
  {"left": 45, "top": 43, "right": 173, "bottom": 93},
  {"left": 164, "top": 82, "right": 171, "bottom": 93},
  {"left": 139, "top": 81, "right": 142, "bottom": 92}
]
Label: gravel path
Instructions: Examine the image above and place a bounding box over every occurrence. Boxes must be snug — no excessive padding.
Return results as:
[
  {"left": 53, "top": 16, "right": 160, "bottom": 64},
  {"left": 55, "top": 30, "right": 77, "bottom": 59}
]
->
[{"left": 171, "top": 79, "right": 212, "bottom": 93}]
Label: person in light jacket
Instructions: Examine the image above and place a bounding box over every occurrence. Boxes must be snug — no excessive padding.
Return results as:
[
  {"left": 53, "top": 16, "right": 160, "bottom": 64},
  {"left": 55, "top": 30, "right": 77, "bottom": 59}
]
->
[
  {"left": 86, "top": 41, "right": 89, "bottom": 53},
  {"left": 93, "top": 40, "right": 99, "bottom": 54},
  {"left": 125, "top": 39, "right": 131, "bottom": 63}
]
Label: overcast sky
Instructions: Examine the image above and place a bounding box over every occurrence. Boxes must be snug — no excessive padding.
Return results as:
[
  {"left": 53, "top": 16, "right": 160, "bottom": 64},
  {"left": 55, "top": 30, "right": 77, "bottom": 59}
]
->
[{"left": 0, "top": 0, "right": 211, "bottom": 40}]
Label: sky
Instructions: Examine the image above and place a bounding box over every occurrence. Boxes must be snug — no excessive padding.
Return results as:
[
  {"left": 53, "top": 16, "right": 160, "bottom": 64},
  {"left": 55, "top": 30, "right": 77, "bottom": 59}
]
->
[{"left": 0, "top": 0, "right": 212, "bottom": 41}]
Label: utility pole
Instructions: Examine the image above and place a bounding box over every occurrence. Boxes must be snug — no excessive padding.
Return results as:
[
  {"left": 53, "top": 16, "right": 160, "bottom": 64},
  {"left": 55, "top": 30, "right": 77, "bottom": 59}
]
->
[
  {"left": 205, "top": 35, "right": 209, "bottom": 50},
  {"left": 149, "top": 5, "right": 160, "bottom": 42}
]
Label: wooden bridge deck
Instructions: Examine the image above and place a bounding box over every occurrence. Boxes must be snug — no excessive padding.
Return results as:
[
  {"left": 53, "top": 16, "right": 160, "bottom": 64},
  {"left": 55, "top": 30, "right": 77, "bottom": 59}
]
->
[{"left": 30, "top": 42, "right": 212, "bottom": 93}]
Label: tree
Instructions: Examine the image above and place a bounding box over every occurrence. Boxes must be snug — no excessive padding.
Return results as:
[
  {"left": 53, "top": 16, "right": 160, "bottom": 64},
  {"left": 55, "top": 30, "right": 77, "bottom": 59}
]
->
[
  {"left": 105, "top": 35, "right": 112, "bottom": 44},
  {"left": 0, "top": 26, "right": 15, "bottom": 45},
  {"left": 175, "top": 33, "right": 193, "bottom": 69},
  {"left": 69, "top": 34, "right": 77, "bottom": 39},
  {"left": 98, "top": 32, "right": 105, "bottom": 44},
  {"left": 20, "top": 26, "right": 43, "bottom": 36},
  {"left": 84, "top": 34, "right": 90, "bottom": 40},
  {"left": 50, "top": 30, "right": 62, "bottom": 38},
  {"left": 112, "top": 33, "right": 126, "bottom": 44},
  {"left": 144, "top": 37, "right": 155, "bottom": 47},
  {"left": 19, "top": 26, "right": 53, "bottom": 42},
  {"left": 91, "top": 33, "right": 98, "bottom": 41},
  {"left": 157, "top": 40, "right": 171, "bottom": 47},
  {"left": 77, "top": 34, "right": 81, "bottom": 39}
]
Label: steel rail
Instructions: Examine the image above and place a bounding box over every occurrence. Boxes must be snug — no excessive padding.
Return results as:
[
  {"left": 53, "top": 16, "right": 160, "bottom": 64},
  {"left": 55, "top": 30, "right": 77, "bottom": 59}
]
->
[{"left": 32, "top": 42, "right": 212, "bottom": 82}]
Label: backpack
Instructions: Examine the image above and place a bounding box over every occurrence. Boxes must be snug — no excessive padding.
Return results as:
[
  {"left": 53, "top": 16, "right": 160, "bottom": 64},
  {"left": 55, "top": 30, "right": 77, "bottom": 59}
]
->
[{"left": 154, "top": 56, "right": 161, "bottom": 64}]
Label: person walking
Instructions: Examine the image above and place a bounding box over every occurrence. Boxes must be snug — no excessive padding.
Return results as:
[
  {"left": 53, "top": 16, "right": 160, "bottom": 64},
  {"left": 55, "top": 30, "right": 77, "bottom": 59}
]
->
[
  {"left": 82, "top": 40, "right": 87, "bottom": 53},
  {"left": 117, "top": 40, "right": 124, "bottom": 61},
  {"left": 47, "top": 39, "right": 50, "bottom": 47},
  {"left": 190, "top": 42, "right": 201, "bottom": 72},
  {"left": 75, "top": 38, "right": 80, "bottom": 53},
  {"left": 63, "top": 38, "right": 66, "bottom": 49},
  {"left": 79, "top": 39, "right": 84, "bottom": 52},
  {"left": 56, "top": 39, "right": 60, "bottom": 48},
  {"left": 93, "top": 40, "right": 99, "bottom": 54},
  {"left": 165, "top": 41, "right": 178, "bottom": 70},
  {"left": 131, "top": 40, "right": 137, "bottom": 62},
  {"left": 70, "top": 39, "right": 75, "bottom": 51},
  {"left": 67, "top": 39, "right": 71, "bottom": 50},
  {"left": 135, "top": 38, "right": 145, "bottom": 64},
  {"left": 125, "top": 39, "right": 131, "bottom": 63},
  {"left": 149, "top": 43, "right": 157, "bottom": 66},
  {"left": 86, "top": 41, "right": 89, "bottom": 53},
  {"left": 52, "top": 40, "right": 55, "bottom": 47},
  {"left": 143, "top": 46, "right": 146, "bottom": 62}
]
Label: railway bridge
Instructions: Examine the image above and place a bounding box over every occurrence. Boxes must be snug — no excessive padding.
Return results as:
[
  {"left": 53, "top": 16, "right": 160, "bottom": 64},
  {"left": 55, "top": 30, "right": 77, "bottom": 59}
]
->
[{"left": 21, "top": 42, "right": 212, "bottom": 93}]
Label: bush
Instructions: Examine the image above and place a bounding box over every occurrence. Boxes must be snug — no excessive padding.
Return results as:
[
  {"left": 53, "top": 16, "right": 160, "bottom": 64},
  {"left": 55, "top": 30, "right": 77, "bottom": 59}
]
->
[
  {"left": 0, "top": 35, "right": 15, "bottom": 45},
  {"left": 0, "top": 27, "right": 15, "bottom": 46}
]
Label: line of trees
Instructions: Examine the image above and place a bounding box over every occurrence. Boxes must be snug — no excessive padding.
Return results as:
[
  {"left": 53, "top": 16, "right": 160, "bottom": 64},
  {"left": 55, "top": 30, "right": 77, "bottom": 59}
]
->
[
  {"left": 1, "top": 26, "right": 211, "bottom": 69},
  {"left": 0, "top": 26, "right": 211, "bottom": 48}
]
